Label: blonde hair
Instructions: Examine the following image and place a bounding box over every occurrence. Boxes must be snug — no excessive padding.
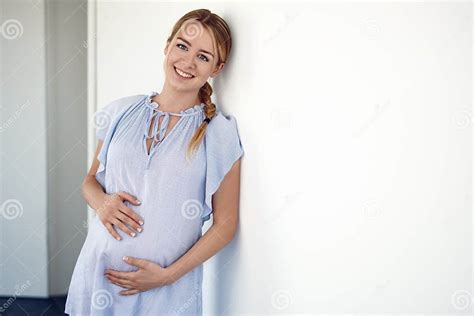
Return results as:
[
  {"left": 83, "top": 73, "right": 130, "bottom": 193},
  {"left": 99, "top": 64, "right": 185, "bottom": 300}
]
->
[{"left": 166, "top": 9, "right": 232, "bottom": 159}]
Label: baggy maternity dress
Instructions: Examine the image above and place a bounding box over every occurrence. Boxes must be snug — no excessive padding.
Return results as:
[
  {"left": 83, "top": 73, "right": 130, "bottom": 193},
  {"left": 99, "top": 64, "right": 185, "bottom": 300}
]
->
[{"left": 64, "top": 91, "right": 244, "bottom": 315}]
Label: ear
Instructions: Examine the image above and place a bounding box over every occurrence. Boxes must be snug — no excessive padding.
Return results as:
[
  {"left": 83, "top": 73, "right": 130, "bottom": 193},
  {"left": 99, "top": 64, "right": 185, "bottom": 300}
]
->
[{"left": 210, "top": 62, "right": 225, "bottom": 78}]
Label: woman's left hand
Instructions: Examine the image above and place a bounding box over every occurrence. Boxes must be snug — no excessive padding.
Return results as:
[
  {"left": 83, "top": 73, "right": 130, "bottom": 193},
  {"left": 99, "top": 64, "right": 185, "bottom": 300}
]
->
[{"left": 104, "top": 256, "right": 175, "bottom": 296}]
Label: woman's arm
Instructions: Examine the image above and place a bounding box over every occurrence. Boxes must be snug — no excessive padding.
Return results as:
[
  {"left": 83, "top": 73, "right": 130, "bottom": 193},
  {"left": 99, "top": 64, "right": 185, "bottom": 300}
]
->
[
  {"left": 82, "top": 140, "right": 109, "bottom": 210},
  {"left": 82, "top": 140, "right": 144, "bottom": 239},
  {"left": 167, "top": 158, "right": 242, "bottom": 283}
]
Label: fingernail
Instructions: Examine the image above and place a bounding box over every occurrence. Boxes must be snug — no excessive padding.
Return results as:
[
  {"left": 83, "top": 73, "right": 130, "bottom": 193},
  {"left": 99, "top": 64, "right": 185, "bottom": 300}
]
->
[
  {"left": 136, "top": 200, "right": 141, "bottom": 205},
  {"left": 123, "top": 256, "right": 128, "bottom": 261},
  {"left": 116, "top": 236, "right": 121, "bottom": 241},
  {"left": 139, "top": 220, "right": 144, "bottom": 226},
  {"left": 131, "top": 232, "right": 136, "bottom": 237},
  {"left": 137, "top": 227, "right": 143, "bottom": 233}
]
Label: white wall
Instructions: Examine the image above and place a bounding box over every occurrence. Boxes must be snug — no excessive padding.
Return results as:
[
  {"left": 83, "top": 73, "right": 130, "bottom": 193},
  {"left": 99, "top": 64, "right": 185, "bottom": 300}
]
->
[{"left": 93, "top": 1, "right": 471, "bottom": 314}]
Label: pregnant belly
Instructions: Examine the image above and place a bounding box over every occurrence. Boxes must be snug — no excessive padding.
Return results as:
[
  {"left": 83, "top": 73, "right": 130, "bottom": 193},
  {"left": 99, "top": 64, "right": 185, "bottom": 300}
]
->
[
  {"left": 88, "top": 215, "right": 201, "bottom": 272},
  {"left": 88, "top": 216, "right": 163, "bottom": 272}
]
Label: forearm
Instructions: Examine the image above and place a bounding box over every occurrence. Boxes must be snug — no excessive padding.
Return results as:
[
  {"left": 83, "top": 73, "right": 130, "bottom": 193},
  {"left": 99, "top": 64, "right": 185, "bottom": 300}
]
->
[
  {"left": 166, "top": 222, "right": 234, "bottom": 284},
  {"left": 81, "top": 175, "right": 108, "bottom": 212}
]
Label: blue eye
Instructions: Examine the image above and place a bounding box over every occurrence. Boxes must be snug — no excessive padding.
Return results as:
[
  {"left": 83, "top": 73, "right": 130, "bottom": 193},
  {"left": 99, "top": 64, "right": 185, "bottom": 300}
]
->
[
  {"left": 176, "top": 43, "right": 209, "bottom": 62},
  {"left": 199, "top": 55, "right": 209, "bottom": 62}
]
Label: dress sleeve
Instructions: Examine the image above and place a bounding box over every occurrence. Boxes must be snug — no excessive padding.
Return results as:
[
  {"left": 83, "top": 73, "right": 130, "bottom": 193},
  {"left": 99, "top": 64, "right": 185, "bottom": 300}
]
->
[
  {"left": 94, "top": 95, "right": 144, "bottom": 189},
  {"left": 202, "top": 112, "right": 244, "bottom": 224},
  {"left": 94, "top": 97, "right": 133, "bottom": 141}
]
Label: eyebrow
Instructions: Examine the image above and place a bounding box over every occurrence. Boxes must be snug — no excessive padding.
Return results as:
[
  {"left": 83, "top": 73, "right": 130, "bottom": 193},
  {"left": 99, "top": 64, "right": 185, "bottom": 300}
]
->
[{"left": 176, "top": 36, "right": 214, "bottom": 58}]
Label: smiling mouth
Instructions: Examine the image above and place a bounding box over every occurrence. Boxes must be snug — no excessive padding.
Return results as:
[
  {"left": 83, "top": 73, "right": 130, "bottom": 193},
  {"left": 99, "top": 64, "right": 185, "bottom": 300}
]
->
[{"left": 174, "top": 66, "right": 195, "bottom": 79}]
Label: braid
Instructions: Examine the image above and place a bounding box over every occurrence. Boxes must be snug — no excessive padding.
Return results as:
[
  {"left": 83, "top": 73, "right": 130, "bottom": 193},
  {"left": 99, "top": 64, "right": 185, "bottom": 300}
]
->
[
  {"left": 199, "top": 81, "right": 216, "bottom": 122},
  {"left": 186, "top": 81, "right": 216, "bottom": 160}
]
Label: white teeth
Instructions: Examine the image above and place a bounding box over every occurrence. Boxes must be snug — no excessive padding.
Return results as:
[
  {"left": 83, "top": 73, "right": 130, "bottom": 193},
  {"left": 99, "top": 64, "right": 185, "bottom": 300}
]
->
[{"left": 175, "top": 67, "right": 194, "bottom": 78}]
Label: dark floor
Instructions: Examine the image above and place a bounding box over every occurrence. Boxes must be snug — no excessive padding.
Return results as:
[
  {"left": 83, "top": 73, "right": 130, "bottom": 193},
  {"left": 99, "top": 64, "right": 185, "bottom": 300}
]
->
[{"left": 0, "top": 296, "right": 67, "bottom": 316}]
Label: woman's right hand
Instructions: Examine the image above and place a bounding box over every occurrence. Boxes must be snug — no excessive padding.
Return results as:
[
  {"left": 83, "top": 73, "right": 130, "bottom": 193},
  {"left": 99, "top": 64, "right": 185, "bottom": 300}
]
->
[{"left": 96, "top": 191, "right": 144, "bottom": 241}]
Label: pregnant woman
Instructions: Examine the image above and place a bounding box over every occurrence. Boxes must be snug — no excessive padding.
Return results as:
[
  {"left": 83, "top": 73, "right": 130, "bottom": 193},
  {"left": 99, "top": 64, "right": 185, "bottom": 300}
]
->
[{"left": 65, "top": 9, "right": 244, "bottom": 315}]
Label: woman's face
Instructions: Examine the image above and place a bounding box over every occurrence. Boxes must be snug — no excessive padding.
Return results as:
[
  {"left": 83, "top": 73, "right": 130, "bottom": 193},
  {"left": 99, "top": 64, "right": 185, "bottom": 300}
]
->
[{"left": 164, "top": 19, "right": 224, "bottom": 92}]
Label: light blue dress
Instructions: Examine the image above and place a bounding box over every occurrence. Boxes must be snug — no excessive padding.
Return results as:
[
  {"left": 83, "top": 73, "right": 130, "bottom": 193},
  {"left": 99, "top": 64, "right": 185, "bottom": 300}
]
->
[{"left": 65, "top": 91, "right": 244, "bottom": 315}]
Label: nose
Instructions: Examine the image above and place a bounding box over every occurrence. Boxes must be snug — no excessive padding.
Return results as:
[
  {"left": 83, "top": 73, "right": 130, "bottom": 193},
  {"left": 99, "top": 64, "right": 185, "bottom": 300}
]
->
[{"left": 181, "top": 54, "right": 196, "bottom": 70}]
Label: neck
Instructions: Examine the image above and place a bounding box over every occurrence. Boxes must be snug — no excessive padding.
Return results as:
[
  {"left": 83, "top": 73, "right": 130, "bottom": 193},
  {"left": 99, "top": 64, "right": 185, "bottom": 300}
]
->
[{"left": 154, "top": 82, "right": 201, "bottom": 112}]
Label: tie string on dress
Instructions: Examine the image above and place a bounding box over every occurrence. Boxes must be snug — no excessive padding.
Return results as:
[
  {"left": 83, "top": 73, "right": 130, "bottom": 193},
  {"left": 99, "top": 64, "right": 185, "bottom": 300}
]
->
[
  {"left": 142, "top": 91, "right": 205, "bottom": 165},
  {"left": 143, "top": 94, "right": 205, "bottom": 143}
]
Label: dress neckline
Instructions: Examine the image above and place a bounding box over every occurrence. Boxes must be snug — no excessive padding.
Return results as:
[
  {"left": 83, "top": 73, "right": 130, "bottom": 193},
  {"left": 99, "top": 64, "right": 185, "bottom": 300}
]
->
[{"left": 145, "top": 91, "right": 205, "bottom": 116}]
